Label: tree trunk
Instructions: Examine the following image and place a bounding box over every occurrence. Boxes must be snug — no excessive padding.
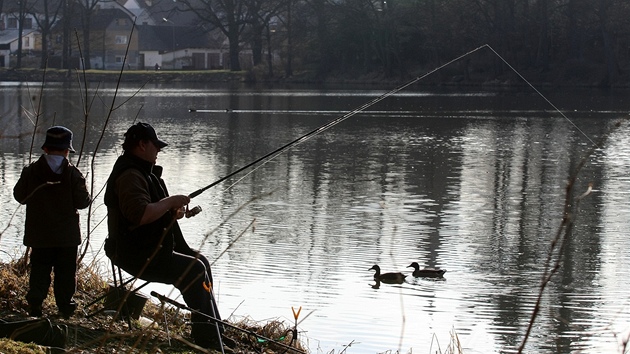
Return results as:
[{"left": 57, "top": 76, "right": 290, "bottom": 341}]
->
[
  {"left": 16, "top": 1, "right": 26, "bottom": 68},
  {"left": 535, "top": 0, "right": 549, "bottom": 71},
  {"left": 284, "top": 0, "right": 292, "bottom": 77},
  {"left": 251, "top": 21, "right": 264, "bottom": 66},
  {"left": 313, "top": 0, "right": 330, "bottom": 76},
  {"left": 40, "top": 32, "right": 49, "bottom": 69},
  {"left": 82, "top": 15, "right": 92, "bottom": 70},
  {"left": 266, "top": 25, "right": 273, "bottom": 77},
  {"left": 228, "top": 27, "right": 241, "bottom": 71},
  {"left": 62, "top": 0, "right": 70, "bottom": 69},
  {"left": 566, "top": 0, "right": 583, "bottom": 61}
]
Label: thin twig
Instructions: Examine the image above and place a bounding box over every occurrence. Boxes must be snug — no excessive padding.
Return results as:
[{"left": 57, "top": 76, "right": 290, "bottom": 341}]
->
[
  {"left": 517, "top": 119, "right": 627, "bottom": 353},
  {"left": 78, "top": 18, "right": 138, "bottom": 265}
]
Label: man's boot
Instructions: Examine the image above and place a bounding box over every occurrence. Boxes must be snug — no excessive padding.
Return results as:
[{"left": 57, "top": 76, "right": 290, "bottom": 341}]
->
[{"left": 191, "top": 320, "right": 233, "bottom": 353}]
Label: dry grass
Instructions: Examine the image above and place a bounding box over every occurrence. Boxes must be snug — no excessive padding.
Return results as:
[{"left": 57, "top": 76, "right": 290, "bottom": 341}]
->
[{"left": 0, "top": 258, "right": 307, "bottom": 353}]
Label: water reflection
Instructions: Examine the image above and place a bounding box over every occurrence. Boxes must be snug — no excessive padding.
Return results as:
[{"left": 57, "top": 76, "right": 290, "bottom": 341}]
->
[{"left": 1, "top": 84, "right": 629, "bottom": 353}]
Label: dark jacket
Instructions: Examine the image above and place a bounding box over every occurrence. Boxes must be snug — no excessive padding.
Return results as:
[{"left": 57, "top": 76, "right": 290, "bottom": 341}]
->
[
  {"left": 104, "top": 153, "right": 190, "bottom": 269},
  {"left": 13, "top": 155, "right": 91, "bottom": 248}
]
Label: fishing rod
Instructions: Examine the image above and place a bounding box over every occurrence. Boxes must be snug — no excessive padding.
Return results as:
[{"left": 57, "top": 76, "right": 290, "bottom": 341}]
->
[
  {"left": 150, "top": 291, "right": 306, "bottom": 354},
  {"left": 187, "top": 45, "right": 490, "bottom": 199}
]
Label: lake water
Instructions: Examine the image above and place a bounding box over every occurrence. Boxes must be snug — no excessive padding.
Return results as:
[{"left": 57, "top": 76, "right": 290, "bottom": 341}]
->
[{"left": 1, "top": 81, "right": 630, "bottom": 354}]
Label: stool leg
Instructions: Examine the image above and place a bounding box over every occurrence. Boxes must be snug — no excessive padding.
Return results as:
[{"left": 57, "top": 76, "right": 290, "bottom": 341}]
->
[
  {"left": 162, "top": 311, "right": 171, "bottom": 345},
  {"left": 207, "top": 285, "right": 224, "bottom": 353},
  {"left": 116, "top": 267, "right": 133, "bottom": 329}
]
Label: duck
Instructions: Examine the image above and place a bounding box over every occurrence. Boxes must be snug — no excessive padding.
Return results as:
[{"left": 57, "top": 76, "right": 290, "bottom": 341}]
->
[
  {"left": 369, "top": 265, "right": 406, "bottom": 284},
  {"left": 407, "top": 262, "right": 446, "bottom": 278}
]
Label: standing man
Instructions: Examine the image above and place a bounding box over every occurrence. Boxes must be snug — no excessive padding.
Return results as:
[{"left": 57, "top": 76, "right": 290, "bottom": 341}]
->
[
  {"left": 13, "top": 126, "right": 92, "bottom": 318},
  {"left": 103, "top": 122, "right": 230, "bottom": 352}
]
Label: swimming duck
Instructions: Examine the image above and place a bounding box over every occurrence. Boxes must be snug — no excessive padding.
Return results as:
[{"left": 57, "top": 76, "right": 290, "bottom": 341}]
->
[
  {"left": 407, "top": 262, "right": 446, "bottom": 278},
  {"left": 369, "top": 265, "right": 406, "bottom": 284}
]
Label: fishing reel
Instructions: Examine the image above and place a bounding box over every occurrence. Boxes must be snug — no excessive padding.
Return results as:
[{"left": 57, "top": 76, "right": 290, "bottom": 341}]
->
[{"left": 185, "top": 205, "right": 202, "bottom": 218}]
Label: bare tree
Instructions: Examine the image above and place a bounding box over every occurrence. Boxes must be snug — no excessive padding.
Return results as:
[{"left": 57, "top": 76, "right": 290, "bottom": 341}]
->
[
  {"left": 309, "top": 0, "right": 333, "bottom": 77},
  {"left": 177, "top": 0, "right": 249, "bottom": 71},
  {"left": 284, "top": 0, "right": 292, "bottom": 76},
  {"left": 76, "top": 0, "right": 102, "bottom": 70},
  {"left": 243, "top": 0, "right": 286, "bottom": 72},
  {"left": 61, "top": 0, "right": 76, "bottom": 70},
  {"left": 14, "top": 0, "right": 32, "bottom": 68},
  {"left": 595, "top": 0, "right": 618, "bottom": 87},
  {"left": 29, "top": 0, "right": 63, "bottom": 68}
]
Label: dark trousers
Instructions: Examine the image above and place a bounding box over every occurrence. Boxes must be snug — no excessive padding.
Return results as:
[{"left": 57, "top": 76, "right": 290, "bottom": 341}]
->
[
  {"left": 27, "top": 246, "right": 78, "bottom": 314},
  {"left": 118, "top": 247, "right": 223, "bottom": 345}
]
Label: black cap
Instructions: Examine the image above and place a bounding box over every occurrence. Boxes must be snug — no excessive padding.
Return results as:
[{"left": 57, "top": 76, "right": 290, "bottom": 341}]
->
[
  {"left": 123, "top": 122, "right": 168, "bottom": 148},
  {"left": 41, "top": 126, "right": 76, "bottom": 153}
]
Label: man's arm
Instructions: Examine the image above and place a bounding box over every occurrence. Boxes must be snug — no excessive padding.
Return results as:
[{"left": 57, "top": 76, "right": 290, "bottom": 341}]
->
[
  {"left": 140, "top": 195, "right": 190, "bottom": 225},
  {"left": 116, "top": 169, "right": 190, "bottom": 226}
]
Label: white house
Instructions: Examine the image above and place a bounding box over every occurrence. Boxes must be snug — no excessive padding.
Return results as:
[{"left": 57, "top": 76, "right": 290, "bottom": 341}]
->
[{"left": 0, "top": 13, "right": 40, "bottom": 68}]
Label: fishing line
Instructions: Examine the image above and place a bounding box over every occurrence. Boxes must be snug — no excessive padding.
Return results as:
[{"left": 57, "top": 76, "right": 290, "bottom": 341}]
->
[
  {"left": 190, "top": 44, "right": 597, "bottom": 199},
  {"left": 483, "top": 44, "right": 597, "bottom": 147}
]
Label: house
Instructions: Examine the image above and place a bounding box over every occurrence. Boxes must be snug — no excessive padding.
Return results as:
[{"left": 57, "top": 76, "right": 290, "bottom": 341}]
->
[
  {"left": 126, "top": 0, "right": 235, "bottom": 70},
  {"left": 105, "top": 0, "right": 159, "bottom": 26},
  {"left": 0, "top": 13, "right": 42, "bottom": 68},
  {"left": 85, "top": 8, "right": 139, "bottom": 70},
  {"left": 53, "top": 5, "right": 229, "bottom": 70},
  {"left": 44, "top": 6, "right": 140, "bottom": 70},
  {"left": 103, "top": 0, "right": 230, "bottom": 70},
  {"left": 137, "top": 24, "right": 230, "bottom": 70},
  {"left": 0, "top": 0, "right": 252, "bottom": 71}
]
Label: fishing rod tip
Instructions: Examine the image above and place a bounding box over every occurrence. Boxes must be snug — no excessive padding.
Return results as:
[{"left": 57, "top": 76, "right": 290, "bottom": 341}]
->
[{"left": 188, "top": 108, "right": 196, "bottom": 112}]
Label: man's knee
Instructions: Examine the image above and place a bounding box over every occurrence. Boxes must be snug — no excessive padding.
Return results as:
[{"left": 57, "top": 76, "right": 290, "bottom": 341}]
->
[{"left": 173, "top": 258, "right": 207, "bottom": 288}]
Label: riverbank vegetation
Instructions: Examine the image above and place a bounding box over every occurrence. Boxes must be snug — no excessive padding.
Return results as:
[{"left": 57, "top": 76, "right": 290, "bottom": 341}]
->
[{"left": 0, "top": 258, "right": 306, "bottom": 353}]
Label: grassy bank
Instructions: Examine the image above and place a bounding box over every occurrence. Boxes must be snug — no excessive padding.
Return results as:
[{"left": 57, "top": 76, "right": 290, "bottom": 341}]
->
[{"left": 0, "top": 258, "right": 305, "bottom": 353}]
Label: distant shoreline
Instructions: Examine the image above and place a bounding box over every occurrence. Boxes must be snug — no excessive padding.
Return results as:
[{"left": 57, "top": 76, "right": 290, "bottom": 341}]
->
[
  {"left": 0, "top": 68, "right": 249, "bottom": 83},
  {"left": 3, "top": 67, "right": 630, "bottom": 88}
]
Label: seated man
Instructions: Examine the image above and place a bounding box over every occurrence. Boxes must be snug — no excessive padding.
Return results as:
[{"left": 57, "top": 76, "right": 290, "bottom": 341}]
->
[{"left": 103, "top": 122, "right": 229, "bottom": 351}]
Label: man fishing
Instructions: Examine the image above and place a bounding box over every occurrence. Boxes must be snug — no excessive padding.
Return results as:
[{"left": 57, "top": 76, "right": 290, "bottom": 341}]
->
[{"left": 103, "top": 122, "right": 232, "bottom": 352}]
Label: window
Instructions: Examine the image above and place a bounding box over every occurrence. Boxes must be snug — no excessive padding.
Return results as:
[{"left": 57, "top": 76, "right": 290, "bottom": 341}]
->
[
  {"left": 116, "top": 18, "right": 128, "bottom": 26},
  {"left": 24, "top": 18, "right": 32, "bottom": 29},
  {"left": 115, "top": 56, "right": 125, "bottom": 63},
  {"left": 115, "top": 35, "right": 128, "bottom": 44},
  {"left": 8, "top": 18, "right": 17, "bottom": 29},
  {"left": 24, "top": 37, "right": 30, "bottom": 48}
]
